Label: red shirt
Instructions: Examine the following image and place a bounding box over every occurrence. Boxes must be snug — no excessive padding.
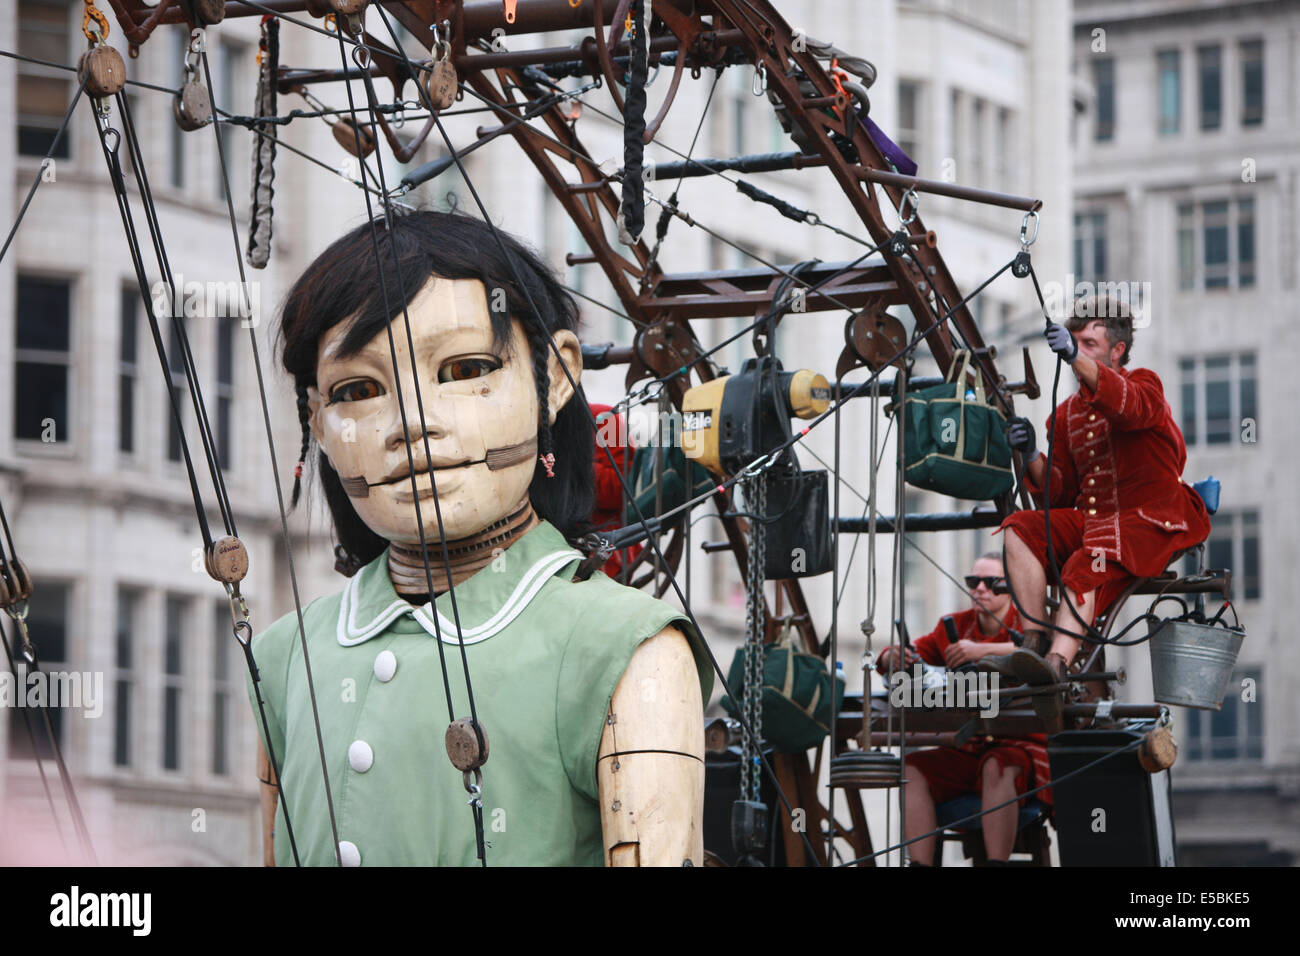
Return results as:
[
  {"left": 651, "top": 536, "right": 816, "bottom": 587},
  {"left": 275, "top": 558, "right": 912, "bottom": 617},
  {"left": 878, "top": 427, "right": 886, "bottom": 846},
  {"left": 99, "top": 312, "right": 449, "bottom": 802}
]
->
[
  {"left": 590, "top": 404, "right": 641, "bottom": 576},
  {"left": 1022, "top": 363, "right": 1210, "bottom": 577},
  {"left": 911, "top": 605, "right": 1022, "bottom": 667}
]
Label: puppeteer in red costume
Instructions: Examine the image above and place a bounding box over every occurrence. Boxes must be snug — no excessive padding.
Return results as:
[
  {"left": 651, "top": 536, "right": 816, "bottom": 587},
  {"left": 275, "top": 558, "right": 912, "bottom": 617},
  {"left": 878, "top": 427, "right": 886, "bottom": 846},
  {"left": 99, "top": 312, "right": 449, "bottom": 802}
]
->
[
  {"left": 877, "top": 555, "right": 1051, "bottom": 865},
  {"left": 990, "top": 297, "right": 1211, "bottom": 685}
]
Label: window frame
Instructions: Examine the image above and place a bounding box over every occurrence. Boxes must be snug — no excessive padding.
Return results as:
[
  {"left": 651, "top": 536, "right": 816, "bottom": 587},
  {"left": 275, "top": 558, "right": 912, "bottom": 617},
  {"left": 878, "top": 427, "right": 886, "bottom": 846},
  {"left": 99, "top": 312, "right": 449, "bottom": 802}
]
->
[
  {"left": 16, "top": 0, "right": 75, "bottom": 161},
  {"left": 14, "top": 272, "right": 76, "bottom": 451},
  {"left": 1157, "top": 48, "right": 1181, "bottom": 136},
  {"left": 1092, "top": 58, "right": 1115, "bottom": 142},
  {"left": 1178, "top": 351, "right": 1258, "bottom": 452},
  {"left": 1239, "top": 38, "right": 1263, "bottom": 128},
  {"left": 1174, "top": 197, "right": 1256, "bottom": 293},
  {"left": 1185, "top": 666, "right": 1264, "bottom": 764}
]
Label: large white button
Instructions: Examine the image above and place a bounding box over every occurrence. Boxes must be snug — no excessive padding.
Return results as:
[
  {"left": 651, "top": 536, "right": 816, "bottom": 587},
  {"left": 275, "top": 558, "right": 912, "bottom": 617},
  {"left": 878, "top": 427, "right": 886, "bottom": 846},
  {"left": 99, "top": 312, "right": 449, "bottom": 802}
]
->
[
  {"left": 339, "top": 841, "right": 361, "bottom": 867},
  {"left": 373, "top": 650, "right": 397, "bottom": 683},
  {"left": 348, "top": 740, "right": 374, "bottom": 773}
]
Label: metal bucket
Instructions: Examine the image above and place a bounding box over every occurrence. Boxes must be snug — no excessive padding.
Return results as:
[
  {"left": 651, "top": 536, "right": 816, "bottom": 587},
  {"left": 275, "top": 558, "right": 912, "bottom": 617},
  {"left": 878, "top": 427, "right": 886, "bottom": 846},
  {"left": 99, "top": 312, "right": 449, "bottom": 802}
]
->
[{"left": 1147, "top": 619, "right": 1244, "bottom": 711}]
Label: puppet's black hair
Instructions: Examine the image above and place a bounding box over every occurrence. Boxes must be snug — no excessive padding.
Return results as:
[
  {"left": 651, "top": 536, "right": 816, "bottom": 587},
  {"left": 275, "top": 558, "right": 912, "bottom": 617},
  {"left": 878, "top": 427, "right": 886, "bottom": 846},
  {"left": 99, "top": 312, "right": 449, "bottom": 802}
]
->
[{"left": 278, "top": 210, "right": 594, "bottom": 575}]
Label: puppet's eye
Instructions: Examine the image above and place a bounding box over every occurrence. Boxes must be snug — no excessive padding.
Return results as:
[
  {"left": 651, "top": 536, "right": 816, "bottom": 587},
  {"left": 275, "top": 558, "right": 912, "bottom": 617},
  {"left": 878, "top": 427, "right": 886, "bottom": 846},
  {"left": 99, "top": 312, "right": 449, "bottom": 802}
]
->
[
  {"left": 328, "top": 379, "right": 384, "bottom": 404},
  {"left": 439, "top": 357, "right": 501, "bottom": 384}
]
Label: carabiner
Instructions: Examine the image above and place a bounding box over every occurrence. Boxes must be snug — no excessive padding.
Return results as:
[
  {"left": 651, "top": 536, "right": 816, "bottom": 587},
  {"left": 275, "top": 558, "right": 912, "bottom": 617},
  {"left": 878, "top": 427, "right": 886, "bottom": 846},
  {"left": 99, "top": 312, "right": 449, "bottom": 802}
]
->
[
  {"left": 899, "top": 185, "right": 919, "bottom": 226},
  {"left": 1019, "top": 209, "right": 1040, "bottom": 250}
]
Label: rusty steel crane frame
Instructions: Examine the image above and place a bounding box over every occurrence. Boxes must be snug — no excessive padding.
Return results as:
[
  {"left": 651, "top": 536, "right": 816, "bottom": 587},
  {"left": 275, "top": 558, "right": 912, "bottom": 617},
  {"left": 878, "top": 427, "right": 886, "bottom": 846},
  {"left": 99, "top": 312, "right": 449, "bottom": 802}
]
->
[{"left": 103, "top": 0, "right": 1047, "bottom": 866}]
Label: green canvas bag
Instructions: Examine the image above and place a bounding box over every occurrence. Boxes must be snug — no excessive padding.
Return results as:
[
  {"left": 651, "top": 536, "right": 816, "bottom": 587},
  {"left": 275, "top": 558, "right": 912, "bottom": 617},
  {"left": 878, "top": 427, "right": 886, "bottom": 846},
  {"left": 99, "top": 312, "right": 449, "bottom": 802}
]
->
[
  {"left": 896, "top": 349, "right": 1014, "bottom": 500},
  {"left": 720, "top": 627, "right": 846, "bottom": 754}
]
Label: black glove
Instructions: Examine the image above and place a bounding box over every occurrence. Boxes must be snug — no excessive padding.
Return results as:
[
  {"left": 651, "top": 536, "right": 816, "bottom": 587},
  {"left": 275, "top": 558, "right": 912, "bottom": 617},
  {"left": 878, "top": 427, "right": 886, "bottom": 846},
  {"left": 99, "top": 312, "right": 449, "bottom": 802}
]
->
[
  {"left": 1045, "top": 322, "right": 1078, "bottom": 362},
  {"left": 1007, "top": 416, "right": 1037, "bottom": 457}
]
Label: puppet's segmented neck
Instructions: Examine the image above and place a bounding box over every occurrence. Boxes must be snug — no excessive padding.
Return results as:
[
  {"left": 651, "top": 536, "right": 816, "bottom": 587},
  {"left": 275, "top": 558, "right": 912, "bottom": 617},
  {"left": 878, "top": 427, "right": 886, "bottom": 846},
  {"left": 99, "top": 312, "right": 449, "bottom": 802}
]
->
[{"left": 387, "top": 498, "right": 539, "bottom": 601}]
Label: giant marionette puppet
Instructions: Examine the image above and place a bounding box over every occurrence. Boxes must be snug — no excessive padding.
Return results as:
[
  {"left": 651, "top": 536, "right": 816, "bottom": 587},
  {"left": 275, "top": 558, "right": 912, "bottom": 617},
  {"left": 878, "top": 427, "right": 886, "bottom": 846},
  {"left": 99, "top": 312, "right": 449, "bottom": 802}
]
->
[{"left": 246, "top": 211, "right": 712, "bottom": 866}]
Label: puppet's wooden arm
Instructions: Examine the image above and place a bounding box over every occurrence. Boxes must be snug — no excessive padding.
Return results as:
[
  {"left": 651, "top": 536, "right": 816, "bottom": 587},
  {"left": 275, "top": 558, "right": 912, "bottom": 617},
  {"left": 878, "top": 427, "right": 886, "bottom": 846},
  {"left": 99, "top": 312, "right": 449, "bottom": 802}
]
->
[
  {"left": 597, "top": 626, "right": 705, "bottom": 866},
  {"left": 256, "top": 739, "right": 277, "bottom": 867}
]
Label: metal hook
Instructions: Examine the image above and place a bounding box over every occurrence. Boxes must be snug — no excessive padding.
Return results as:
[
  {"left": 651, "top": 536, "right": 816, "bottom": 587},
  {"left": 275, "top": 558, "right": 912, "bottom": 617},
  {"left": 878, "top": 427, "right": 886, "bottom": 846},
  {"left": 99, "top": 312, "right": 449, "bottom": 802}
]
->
[
  {"left": 1019, "top": 209, "right": 1039, "bottom": 250},
  {"left": 899, "top": 185, "right": 919, "bottom": 226},
  {"left": 752, "top": 63, "right": 768, "bottom": 96}
]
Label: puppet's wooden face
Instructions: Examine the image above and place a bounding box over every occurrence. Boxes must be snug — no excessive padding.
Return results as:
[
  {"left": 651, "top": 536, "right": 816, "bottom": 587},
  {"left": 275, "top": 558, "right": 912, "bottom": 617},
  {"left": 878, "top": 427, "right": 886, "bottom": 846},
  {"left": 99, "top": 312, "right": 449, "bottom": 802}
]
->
[{"left": 307, "top": 276, "right": 579, "bottom": 545}]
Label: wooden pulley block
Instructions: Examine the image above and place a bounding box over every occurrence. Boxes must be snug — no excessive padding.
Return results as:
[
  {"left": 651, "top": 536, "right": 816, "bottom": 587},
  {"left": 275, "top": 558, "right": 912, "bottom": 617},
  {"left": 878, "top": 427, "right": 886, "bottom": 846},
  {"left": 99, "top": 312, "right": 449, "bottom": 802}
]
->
[
  {"left": 205, "top": 535, "right": 249, "bottom": 585},
  {"left": 183, "top": 0, "right": 226, "bottom": 26},
  {"left": 445, "top": 717, "right": 489, "bottom": 772},
  {"left": 1138, "top": 726, "right": 1178, "bottom": 773},
  {"left": 332, "top": 118, "right": 376, "bottom": 158},
  {"left": 0, "top": 558, "right": 33, "bottom": 608},
  {"left": 329, "top": 0, "right": 367, "bottom": 14},
  {"left": 173, "top": 78, "right": 213, "bottom": 131},
  {"left": 77, "top": 45, "right": 126, "bottom": 98},
  {"left": 423, "top": 58, "right": 458, "bottom": 112}
]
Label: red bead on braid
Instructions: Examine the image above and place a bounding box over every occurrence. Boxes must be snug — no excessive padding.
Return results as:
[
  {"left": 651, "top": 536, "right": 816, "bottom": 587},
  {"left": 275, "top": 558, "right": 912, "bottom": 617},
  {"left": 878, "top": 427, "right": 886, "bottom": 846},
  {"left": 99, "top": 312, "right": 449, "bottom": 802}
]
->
[
  {"left": 539, "top": 452, "right": 556, "bottom": 479},
  {"left": 294, "top": 460, "right": 304, "bottom": 479}
]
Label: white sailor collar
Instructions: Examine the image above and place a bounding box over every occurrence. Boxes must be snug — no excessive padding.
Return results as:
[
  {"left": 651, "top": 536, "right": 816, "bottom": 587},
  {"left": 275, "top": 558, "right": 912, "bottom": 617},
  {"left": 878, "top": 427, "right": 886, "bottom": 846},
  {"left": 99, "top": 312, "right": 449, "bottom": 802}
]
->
[{"left": 337, "top": 519, "right": 583, "bottom": 647}]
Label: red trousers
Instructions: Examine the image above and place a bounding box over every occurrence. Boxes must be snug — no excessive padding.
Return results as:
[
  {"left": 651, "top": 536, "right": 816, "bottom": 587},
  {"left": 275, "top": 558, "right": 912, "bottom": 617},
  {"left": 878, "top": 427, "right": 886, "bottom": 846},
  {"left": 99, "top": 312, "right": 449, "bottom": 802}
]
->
[
  {"left": 907, "top": 745, "right": 1039, "bottom": 808},
  {"left": 998, "top": 508, "right": 1135, "bottom": 617}
]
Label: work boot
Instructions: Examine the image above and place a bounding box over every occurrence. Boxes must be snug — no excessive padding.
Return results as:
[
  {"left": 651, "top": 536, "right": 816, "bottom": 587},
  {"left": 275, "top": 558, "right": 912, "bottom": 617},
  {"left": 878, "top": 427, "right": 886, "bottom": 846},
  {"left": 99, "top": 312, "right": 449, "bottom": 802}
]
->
[
  {"left": 1009, "top": 650, "right": 1069, "bottom": 725},
  {"left": 1009, "top": 649, "right": 1068, "bottom": 687},
  {"left": 1017, "top": 628, "right": 1049, "bottom": 657}
]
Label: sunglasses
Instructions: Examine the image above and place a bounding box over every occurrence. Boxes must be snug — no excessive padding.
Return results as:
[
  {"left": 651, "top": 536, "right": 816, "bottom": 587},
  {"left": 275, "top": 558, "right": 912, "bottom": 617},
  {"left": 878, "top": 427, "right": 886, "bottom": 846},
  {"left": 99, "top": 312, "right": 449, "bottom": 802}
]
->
[{"left": 965, "top": 575, "right": 1008, "bottom": 593}]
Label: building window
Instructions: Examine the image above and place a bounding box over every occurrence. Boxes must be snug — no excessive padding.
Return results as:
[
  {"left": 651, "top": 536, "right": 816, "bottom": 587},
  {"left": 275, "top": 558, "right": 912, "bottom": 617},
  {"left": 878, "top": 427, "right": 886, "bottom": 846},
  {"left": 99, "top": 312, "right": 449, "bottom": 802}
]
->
[
  {"left": 1073, "top": 211, "right": 1107, "bottom": 283},
  {"left": 1175, "top": 198, "right": 1255, "bottom": 292},
  {"left": 16, "top": 1, "right": 72, "bottom": 159},
  {"left": 6, "top": 581, "right": 71, "bottom": 759},
  {"left": 163, "top": 595, "right": 186, "bottom": 771},
  {"left": 1157, "top": 49, "right": 1180, "bottom": 135},
  {"left": 897, "top": 80, "right": 920, "bottom": 168},
  {"left": 14, "top": 275, "right": 72, "bottom": 443},
  {"left": 1240, "top": 39, "right": 1263, "bottom": 127},
  {"left": 970, "top": 98, "right": 986, "bottom": 186},
  {"left": 1185, "top": 666, "right": 1263, "bottom": 762},
  {"left": 114, "top": 587, "right": 140, "bottom": 767},
  {"left": 119, "top": 287, "right": 139, "bottom": 455},
  {"left": 1197, "top": 44, "right": 1221, "bottom": 131},
  {"left": 212, "top": 602, "right": 235, "bottom": 776},
  {"left": 1185, "top": 510, "right": 1259, "bottom": 601},
  {"left": 1093, "top": 59, "right": 1114, "bottom": 142},
  {"left": 216, "top": 319, "right": 235, "bottom": 469},
  {"left": 1178, "top": 352, "right": 1257, "bottom": 450},
  {"left": 166, "top": 318, "right": 188, "bottom": 463}
]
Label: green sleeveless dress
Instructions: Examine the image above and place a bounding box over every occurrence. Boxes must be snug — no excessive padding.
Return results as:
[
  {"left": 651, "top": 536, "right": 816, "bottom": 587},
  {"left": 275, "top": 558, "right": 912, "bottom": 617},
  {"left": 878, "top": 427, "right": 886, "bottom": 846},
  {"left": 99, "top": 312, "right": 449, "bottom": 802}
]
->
[{"left": 245, "top": 519, "right": 712, "bottom": 866}]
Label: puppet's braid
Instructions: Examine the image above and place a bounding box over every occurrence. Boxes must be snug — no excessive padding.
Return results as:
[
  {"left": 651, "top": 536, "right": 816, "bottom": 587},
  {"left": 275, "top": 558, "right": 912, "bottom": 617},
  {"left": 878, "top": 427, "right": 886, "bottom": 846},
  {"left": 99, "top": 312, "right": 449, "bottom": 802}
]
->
[{"left": 291, "top": 383, "right": 312, "bottom": 507}]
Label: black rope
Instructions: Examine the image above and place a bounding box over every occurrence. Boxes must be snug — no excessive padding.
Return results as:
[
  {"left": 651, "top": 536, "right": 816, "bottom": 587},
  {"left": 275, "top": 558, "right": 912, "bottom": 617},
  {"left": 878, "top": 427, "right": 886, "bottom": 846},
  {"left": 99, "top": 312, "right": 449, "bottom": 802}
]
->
[
  {"left": 91, "top": 106, "right": 217, "bottom": 551},
  {"left": 0, "top": 601, "right": 67, "bottom": 855},
  {"left": 335, "top": 33, "right": 488, "bottom": 865},
  {"left": 0, "top": 71, "right": 88, "bottom": 268},
  {"left": 115, "top": 92, "right": 239, "bottom": 537},
  {"left": 372, "top": 5, "right": 825, "bottom": 867},
  {"left": 197, "top": 47, "right": 341, "bottom": 867}
]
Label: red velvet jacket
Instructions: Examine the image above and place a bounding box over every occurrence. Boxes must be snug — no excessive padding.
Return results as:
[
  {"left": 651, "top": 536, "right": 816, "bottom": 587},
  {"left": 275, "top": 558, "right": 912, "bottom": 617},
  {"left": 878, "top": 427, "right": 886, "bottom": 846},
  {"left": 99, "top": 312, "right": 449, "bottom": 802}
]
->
[{"left": 1024, "top": 363, "right": 1211, "bottom": 577}]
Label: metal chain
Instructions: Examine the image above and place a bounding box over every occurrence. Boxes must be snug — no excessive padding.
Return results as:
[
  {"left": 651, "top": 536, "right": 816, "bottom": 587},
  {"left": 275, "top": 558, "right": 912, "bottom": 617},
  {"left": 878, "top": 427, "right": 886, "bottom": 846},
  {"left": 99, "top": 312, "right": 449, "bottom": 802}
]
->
[{"left": 740, "top": 474, "right": 767, "bottom": 803}]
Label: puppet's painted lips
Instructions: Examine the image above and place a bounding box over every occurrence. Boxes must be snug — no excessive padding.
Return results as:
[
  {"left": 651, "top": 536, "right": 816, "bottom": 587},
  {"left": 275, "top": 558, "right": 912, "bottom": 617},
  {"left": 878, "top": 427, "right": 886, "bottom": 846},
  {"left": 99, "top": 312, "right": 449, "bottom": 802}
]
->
[
  {"left": 391, "top": 468, "right": 465, "bottom": 503},
  {"left": 374, "top": 458, "right": 477, "bottom": 486}
]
